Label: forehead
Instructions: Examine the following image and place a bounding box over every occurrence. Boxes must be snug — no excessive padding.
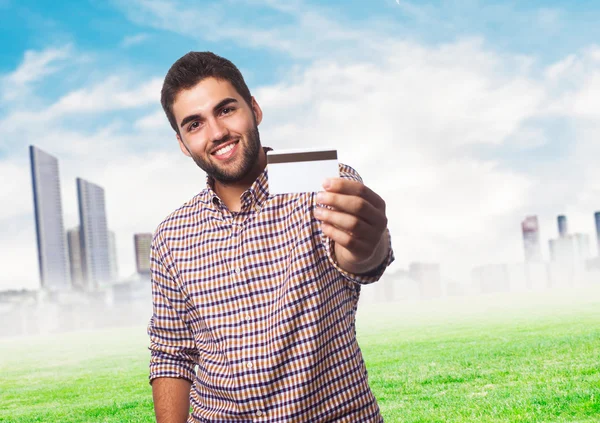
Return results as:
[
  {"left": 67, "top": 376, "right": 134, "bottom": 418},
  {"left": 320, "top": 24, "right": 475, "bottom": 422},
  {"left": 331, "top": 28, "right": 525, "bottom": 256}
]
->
[{"left": 172, "top": 77, "right": 241, "bottom": 118}]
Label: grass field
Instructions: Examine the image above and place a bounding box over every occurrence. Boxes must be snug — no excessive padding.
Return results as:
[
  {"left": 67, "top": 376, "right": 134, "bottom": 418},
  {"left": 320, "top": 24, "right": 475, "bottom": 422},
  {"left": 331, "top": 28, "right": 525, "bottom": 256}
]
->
[{"left": 1, "top": 286, "right": 599, "bottom": 422}]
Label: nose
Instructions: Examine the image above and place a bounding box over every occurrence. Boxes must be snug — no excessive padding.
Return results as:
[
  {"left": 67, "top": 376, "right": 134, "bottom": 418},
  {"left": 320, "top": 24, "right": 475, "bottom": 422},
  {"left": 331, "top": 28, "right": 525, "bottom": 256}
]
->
[{"left": 206, "top": 117, "right": 229, "bottom": 143}]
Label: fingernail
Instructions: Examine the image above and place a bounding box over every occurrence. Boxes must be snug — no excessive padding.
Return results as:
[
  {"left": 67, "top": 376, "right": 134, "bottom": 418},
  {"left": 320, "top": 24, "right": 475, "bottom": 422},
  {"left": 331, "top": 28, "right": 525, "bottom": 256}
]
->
[
  {"left": 322, "top": 179, "right": 331, "bottom": 189},
  {"left": 316, "top": 192, "right": 325, "bottom": 203}
]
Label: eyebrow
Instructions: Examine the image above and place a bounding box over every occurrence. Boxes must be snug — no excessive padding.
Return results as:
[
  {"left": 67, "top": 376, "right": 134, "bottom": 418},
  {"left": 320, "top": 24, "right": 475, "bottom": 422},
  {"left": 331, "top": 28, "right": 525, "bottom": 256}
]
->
[{"left": 179, "top": 97, "right": 239, "bottom": 129}]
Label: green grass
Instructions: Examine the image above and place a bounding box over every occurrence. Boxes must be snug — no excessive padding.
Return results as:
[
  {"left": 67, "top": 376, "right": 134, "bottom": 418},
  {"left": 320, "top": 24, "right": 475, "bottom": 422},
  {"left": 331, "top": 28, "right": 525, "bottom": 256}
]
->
[{"left": 1, "top": 286, "right": 599, "bottom": 422}]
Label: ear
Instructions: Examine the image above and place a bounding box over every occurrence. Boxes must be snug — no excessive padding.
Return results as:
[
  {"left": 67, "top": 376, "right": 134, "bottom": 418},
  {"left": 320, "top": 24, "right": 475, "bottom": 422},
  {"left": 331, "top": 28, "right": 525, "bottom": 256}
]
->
[
  {"left": 177, "top": 133, "right": 191, "bottom": 157},
  {"left": 251, "top": 97, "right": 263, "bottom": 126}
]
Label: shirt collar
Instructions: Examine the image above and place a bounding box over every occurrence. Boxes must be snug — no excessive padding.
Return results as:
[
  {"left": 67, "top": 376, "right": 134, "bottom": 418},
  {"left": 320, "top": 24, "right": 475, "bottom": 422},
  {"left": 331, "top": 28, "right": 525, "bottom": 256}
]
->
[{"left": 206, "top": 147, "right": 271, "bottom": 210}]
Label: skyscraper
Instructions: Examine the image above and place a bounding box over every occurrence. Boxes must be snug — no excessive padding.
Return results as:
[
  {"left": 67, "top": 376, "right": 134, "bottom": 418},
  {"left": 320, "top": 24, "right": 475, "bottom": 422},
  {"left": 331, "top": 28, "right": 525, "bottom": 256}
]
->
[
  {"left": 77, "top": 178, "right": 111, "bottom": 289},
  {"left": 557, "top": 215, "right": 568, "bottom": 238},
  {"left": 67, "top": 226, "right": 85, "bottom": 289},
  {"left": 134, "top": 233, "right": 152, "bottom": 275},
  {"left": 108, "top": 230, "right": 119, "bottom": 281},
  {"left": 522, "top": 215, "right": 542, "bottom": 262},
  {"left": 595, "top": 211, "right": 600, "bottom": 256},
  {"left": 29, "top": 146, "right": 70, "bottom": 290}
]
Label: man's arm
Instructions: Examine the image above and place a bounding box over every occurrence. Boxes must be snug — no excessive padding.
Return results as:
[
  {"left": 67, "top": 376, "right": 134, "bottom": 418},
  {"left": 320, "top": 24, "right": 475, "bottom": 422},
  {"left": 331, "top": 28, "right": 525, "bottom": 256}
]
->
[
  {"left": 148, "top": 231, "right": 199, "bottom": 422},
  {"left": 152, "top": 377, "right": 192, "bottom": 423}
]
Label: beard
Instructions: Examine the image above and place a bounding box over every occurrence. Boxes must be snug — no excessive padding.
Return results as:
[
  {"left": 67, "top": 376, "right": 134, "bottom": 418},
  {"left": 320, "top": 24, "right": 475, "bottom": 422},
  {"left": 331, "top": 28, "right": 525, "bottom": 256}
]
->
[{"left": 189, "top": 126, "right": 261, "bottom": 184}]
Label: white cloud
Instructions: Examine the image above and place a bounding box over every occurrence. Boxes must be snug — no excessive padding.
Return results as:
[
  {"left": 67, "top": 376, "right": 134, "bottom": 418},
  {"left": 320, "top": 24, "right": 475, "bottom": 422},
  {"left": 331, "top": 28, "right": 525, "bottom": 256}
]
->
[
  {"left": 120, "top": 33, "right": 150, "bottom": 48},
  {"left": 0, "top": 159, "right": 33, "bottom": 220},
  {"left": 112, "top": 0, "right": 393, "bottom": 59},
  {"left": 134, "top": 109, "right": 169, "bottom": 131},
  {"left": 542, "top": 46, "right": 600, "bottom": 118},
  {"left": 1, "top": 44, "right": 73, "bottom": 102},
  {"left": 114, "top": 0, "right": 298, "bottom": 55},
  {"left": 46, "top": 76, "right": 162, "bottom": 117},
  {"left": 0, "top": 74, "right": 163, "bottom": 156},
  {"left": 0, "top": 162, "right": 39, "bottom": 290}
]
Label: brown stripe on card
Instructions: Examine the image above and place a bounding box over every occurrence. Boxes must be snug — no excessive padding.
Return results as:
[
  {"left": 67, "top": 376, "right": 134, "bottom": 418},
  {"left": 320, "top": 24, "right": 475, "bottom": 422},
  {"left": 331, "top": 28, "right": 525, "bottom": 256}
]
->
[{"left": 267, "top": 150, "right": 338, "bottom": 164}]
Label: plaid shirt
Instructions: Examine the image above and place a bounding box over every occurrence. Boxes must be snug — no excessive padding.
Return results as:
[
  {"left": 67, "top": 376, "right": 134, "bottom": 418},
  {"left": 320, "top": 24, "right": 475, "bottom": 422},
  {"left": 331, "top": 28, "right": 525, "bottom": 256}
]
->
[{"left": 148, "top": 161, "right": 394, "bottom": 422}]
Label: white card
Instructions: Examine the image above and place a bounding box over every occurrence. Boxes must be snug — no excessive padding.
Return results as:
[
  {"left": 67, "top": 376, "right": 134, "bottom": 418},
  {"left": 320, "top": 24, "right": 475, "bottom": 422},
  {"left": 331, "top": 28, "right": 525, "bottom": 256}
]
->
[{"left": 267, "top": 148, "right": 339, "bottom": 194}]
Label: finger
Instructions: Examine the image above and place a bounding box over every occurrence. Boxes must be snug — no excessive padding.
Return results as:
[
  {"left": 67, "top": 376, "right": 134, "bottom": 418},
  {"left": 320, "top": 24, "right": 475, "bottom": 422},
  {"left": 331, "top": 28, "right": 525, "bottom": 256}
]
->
[
  {"left": 313, "top": 207, "right": 380, "bottom": 243},
  {"left": 315, "top": 191, "right": 386, "bottom": 228},
  {"left": 322, "top": 178, "right": 386, "bottom": 211},
  {"left": 320, "top": 222, "right": 372, "bottom": 256}
]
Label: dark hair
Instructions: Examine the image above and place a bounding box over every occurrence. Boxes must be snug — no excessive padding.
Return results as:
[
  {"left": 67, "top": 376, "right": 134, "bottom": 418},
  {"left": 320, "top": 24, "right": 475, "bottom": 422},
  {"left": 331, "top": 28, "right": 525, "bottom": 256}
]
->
[{"left": 161, "top": 51, "right": 253, "bottom": 133}]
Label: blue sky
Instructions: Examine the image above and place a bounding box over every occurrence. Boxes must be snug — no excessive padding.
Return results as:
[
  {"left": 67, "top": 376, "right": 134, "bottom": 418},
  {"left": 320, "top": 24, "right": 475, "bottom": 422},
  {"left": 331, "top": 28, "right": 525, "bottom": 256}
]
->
[{"left": 2, "top": 0, "right": 600, "bottom": 290}]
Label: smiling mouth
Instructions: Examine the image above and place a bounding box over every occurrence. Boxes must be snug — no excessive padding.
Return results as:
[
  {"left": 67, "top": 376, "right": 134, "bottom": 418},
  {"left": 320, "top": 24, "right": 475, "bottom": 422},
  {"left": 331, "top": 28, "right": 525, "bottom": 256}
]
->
[{"left": 212, "top": 140, "right": 239, "bottom": 158}]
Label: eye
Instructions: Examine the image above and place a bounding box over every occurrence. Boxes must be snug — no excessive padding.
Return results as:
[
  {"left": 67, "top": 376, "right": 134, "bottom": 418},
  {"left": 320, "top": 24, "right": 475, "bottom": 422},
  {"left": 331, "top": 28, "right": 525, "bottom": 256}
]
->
[
  {"left": 221, "top": 107, "right": 234, "bottom": 115},
  {"left": 188, "top": 121, "right": 201, "bottom": 132}
]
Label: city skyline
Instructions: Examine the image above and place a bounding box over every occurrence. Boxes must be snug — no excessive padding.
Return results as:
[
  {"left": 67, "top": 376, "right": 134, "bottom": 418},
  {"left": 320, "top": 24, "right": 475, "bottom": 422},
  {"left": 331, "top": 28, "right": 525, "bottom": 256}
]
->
[
  {"left": 28, "top": 145, "right": 133, "bottom": 292},
  {"left": 12, "top": 144, "right": 600, "bottom": 293}
]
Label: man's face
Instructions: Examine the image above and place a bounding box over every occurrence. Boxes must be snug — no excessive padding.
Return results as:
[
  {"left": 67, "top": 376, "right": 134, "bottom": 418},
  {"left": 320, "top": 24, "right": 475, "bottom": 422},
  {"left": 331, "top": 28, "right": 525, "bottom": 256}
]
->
[{"left": 173, "top": 77, "right": 263, "bottom": 184}]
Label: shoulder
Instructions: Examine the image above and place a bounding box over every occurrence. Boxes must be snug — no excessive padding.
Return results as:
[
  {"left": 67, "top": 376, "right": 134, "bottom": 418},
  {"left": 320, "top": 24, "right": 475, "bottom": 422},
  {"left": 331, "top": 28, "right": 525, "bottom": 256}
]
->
[
  {"left": 153, "top": 190, "right": 210, "bottom": 242},
  {"left": 338, "top": 163, "right": 363, "bottom": 183}
]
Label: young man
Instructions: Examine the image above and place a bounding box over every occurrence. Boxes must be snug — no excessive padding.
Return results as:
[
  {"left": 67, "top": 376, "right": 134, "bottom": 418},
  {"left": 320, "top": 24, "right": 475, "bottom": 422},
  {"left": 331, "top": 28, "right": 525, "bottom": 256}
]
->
[{"left": 149, "top": 51, "right": 394, "bottom": 423}]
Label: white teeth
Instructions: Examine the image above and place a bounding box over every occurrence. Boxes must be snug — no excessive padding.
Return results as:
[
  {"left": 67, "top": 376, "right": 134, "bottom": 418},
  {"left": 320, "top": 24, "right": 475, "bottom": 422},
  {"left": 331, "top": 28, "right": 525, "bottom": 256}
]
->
[{"left": 214, "top": 142, "right": 236, "bottom": 156}]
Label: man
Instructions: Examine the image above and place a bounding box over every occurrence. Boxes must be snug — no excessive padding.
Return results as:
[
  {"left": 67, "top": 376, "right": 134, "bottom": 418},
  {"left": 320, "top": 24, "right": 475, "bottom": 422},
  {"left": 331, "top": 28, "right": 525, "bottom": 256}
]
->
[{"left": 149, "top": 51, "right": 394, "bottom": 423}]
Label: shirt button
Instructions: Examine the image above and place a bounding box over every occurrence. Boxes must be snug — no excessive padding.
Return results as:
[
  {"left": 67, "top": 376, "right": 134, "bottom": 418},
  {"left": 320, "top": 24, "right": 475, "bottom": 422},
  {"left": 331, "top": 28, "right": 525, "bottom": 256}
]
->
[
  {"left": 244, "top": 313, "right": 251, "bottom": 322},
  {"left": 255, "top": 410, "right": 264, "bottom": 417},
  {"left": 234, "top": 267, "right": 242, "bottom": 274},
  {"left": 246, "top": 362, "right": 254, "bottom": 369}
]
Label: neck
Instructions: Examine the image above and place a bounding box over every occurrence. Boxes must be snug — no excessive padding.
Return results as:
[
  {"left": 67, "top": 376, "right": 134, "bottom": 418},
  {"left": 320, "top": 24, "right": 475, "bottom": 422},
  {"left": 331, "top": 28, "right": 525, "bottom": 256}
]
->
[{"left": 214, "top": 148, "right": 267, "bottom": 212}]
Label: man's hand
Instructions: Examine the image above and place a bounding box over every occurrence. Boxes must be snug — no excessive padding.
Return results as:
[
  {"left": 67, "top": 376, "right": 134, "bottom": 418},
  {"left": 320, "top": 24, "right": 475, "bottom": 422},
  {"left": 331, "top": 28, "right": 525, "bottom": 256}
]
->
[{"left": 314, "top": 178, "right": 389, "bottom": 275}]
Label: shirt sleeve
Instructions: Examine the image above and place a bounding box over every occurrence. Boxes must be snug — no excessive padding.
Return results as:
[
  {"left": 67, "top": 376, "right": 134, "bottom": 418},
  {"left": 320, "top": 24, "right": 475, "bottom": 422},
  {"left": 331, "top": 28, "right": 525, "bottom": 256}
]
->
[
  {"left": 321, "top": 163, "right": 395, "bottom": 285},
  {"left": 148, "top": 230, "right": 199, "bottom": 384}
]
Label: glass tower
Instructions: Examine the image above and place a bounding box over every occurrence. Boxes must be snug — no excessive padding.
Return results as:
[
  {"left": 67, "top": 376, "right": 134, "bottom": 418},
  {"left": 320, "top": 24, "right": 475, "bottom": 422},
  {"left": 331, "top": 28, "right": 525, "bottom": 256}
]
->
[
  {"left": 134, "top": 233, "right": 153, "bottom": 275},
  {"left": 77, "top": 178, "right": 111, "bottom": 289},
  {"left": 29, "top": 146, "right": 70, "bottom": 290},
  {"left": 521, "top": 215, "right": 542, "bottom": 262},
  {"left": 595, "top": 212, "right": 600, "bottom": 257}
]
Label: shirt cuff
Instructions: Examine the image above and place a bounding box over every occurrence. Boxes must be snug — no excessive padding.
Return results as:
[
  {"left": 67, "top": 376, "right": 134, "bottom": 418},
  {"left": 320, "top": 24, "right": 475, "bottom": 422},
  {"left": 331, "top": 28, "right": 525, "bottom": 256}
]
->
[
  {"left": 149, "top": 350, "right": 197, "bottom": 384},
  {"left": 323, "top": 228, "right": 395, "bottom": 285}
]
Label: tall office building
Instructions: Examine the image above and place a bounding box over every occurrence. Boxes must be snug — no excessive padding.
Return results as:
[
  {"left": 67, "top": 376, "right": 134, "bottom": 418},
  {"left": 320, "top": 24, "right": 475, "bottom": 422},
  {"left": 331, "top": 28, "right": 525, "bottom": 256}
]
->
[
  {"left": 522, "top": 215, "right": 542, "bottom": 262},
  {"left": 77, "top": 178, "right": 111, "bottom": 289},
  {"left": 67, "top": 227, "right": 85, "bottom": 289},
  {"left": 29, "top": 145, "right": 70, "bottom": 290},
  {"left": 595, "top": 212, "right": 600, "bottom": 256},
  {"left": 108, "top": 230, "right": 119, "bottom": 282},
  {"left": 134, "top": 233, "right": 153, "bottom": 275},
  {"left": 557, "top": 215, "right": 568, "bottom": 238}
]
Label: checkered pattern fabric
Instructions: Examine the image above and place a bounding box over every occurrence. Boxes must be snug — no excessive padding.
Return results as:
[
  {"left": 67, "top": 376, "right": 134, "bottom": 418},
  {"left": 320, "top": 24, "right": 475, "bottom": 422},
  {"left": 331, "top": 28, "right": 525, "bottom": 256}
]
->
[{"left": 148, "top": 162, "right": 394, "bottom": 422}]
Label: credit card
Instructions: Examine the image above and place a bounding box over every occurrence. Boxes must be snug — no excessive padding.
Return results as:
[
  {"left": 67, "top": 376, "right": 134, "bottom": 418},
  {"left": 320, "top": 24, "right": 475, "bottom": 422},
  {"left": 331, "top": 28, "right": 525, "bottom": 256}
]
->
[{"left": 267, "top": 148, "right": 339, "bottom": 194}]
